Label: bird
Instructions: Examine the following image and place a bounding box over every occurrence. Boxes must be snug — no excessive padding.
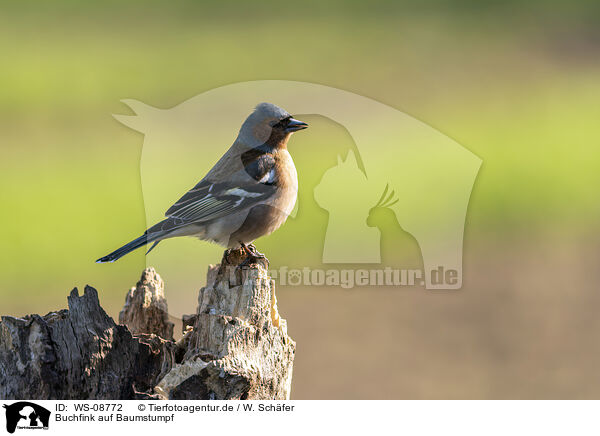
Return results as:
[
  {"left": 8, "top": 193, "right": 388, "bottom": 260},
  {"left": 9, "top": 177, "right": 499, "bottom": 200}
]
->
[{"left": 96, "top": 102, "right": 308, "bottom": 264}]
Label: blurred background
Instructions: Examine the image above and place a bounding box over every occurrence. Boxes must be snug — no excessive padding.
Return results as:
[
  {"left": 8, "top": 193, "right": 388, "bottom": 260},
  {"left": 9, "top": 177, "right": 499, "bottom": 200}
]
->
[{"left": 1, "top": 0, "right": 600, "bottom": 399}]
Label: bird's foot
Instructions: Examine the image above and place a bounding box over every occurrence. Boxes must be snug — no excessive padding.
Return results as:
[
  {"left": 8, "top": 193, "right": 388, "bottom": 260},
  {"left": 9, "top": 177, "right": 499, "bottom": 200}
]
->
[
  {"left": 237, "top": 242, "right": 269, "bottom": 269},
  {"left": 223, "top": 247, "right": 235, "bottom": 263},
  {"left": 246, "top": 243, "right": 266, "bottom": 259}
]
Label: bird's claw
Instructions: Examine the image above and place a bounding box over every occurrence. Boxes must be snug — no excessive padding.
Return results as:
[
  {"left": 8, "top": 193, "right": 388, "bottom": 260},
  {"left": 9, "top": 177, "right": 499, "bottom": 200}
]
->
[
  {"left": 237, "top": 242, "right": 269, "bottom": 269},
  {"left": 246, "top": 243, "right": 267, "bottom": 259}
]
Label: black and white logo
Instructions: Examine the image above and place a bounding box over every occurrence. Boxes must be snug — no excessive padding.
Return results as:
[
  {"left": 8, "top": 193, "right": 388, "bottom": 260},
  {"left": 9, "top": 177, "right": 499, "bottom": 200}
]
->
[{"left": 3, "top": 402, "right": 50, "bottom": 433}]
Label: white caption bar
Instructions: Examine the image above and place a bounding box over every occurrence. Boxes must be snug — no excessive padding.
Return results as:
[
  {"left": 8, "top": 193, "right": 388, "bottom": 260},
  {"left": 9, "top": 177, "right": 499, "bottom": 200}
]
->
[{"left": 1, "top": 400, "right": 597, "bottom": 436}]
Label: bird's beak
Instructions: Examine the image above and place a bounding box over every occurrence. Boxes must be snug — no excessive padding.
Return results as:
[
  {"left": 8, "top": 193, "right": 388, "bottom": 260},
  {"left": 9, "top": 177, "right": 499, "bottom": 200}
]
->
[{"left": 285, "top": 118, "right": 308, "bottom": 133}]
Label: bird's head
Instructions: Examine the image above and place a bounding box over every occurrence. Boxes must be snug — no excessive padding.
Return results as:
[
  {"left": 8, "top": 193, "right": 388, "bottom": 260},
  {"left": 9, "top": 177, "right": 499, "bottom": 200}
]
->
[{"left": 238, "top": 102, "right": 308, "bottom": 149}]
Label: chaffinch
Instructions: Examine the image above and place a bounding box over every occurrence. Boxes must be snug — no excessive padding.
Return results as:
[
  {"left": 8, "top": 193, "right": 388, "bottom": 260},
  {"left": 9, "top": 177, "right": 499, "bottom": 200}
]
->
[{"left": 96, "top": 102, "right": 308, "bottom": 263}]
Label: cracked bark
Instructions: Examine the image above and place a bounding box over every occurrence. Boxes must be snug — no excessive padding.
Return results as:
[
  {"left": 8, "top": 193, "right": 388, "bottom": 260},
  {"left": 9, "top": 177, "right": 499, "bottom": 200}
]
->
[
  {"left": 119, "top": 267, "right": 174, "bottom": 341},
  {"left": 0, "top": 250, "right": 295, "bottom": 400}
]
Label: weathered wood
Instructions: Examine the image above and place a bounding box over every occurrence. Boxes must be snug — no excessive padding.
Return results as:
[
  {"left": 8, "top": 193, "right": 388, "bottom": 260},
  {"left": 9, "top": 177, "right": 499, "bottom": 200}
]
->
[
  {"left": 119, "top": 267, "right": 174, "bottom": 341},
  {"left": 0, "top": 250, "right": 295, "bottom": 400},
  {"left": 0, "top": 286, "right": 174, "bottom": 400},
  {"left": 156, "top": 252, "right": 295, "bottom": 400}
]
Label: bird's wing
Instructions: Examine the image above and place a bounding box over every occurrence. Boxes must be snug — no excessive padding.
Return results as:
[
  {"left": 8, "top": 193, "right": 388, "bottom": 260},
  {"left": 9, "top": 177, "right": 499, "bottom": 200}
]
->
[
  {"left": 166, "top": 151, "right": 279, "bottom": 224},
  {"left": 164, "top": 179, "right": 276, "bottom": 223}
]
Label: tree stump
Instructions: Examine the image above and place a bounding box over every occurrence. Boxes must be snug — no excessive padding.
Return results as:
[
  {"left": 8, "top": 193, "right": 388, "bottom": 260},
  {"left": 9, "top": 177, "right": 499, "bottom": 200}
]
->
[
  {"left": 119, "top": 267, "right": 174, "bottom": 341},
  {"left": 0, "top": 250, "right": 295, "bottom": 400},
  {"left": 156, "top": 251, "right": 295, "bottom": 400},
  {"left": 0, "top": 286, "right": 174, "bottom": 399}
]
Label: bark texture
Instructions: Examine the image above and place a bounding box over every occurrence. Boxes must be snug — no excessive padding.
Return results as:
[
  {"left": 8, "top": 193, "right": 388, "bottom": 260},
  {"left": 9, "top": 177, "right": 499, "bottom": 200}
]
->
[
  {"left": 0, "top": 286, "right": 174, "bottom": 400},
  {"left": 0, "top": 250, "right": 295, "bottom": 400},
  {"left": 156, "top": 252, "right": 295, "bottom": 400},
  {"left": 119, "top": 267, "right": 174, "bottom": 341}
]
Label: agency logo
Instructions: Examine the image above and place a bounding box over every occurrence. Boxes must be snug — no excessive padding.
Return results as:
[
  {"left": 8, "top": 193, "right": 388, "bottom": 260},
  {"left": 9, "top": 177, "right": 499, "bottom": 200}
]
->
[
  {"left": 112, "top": 80, "right": 481, "bottom": 298},
  {"left": 2, "top": 402, "right": 50, "bottom": 433}
]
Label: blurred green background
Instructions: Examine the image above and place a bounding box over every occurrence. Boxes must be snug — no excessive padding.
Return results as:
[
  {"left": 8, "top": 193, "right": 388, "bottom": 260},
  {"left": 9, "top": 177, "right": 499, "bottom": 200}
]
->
[{"left": 1, "top": 0, "right": 600, "bottom": 398}]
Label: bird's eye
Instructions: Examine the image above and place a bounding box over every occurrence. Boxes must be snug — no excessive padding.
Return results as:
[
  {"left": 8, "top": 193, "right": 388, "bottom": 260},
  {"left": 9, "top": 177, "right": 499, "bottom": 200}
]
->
[{"left": 271, "top": 117, "right": 291, "bottom": 129}]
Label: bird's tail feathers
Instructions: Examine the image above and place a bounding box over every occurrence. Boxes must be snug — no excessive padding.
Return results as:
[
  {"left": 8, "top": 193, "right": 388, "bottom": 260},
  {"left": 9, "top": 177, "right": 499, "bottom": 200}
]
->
[
  {"left": 96, "top": 233, "right": 158, "bottom": 263},
  {"left": 145, "top": 240, "right": 161, "bottom": 255}
]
